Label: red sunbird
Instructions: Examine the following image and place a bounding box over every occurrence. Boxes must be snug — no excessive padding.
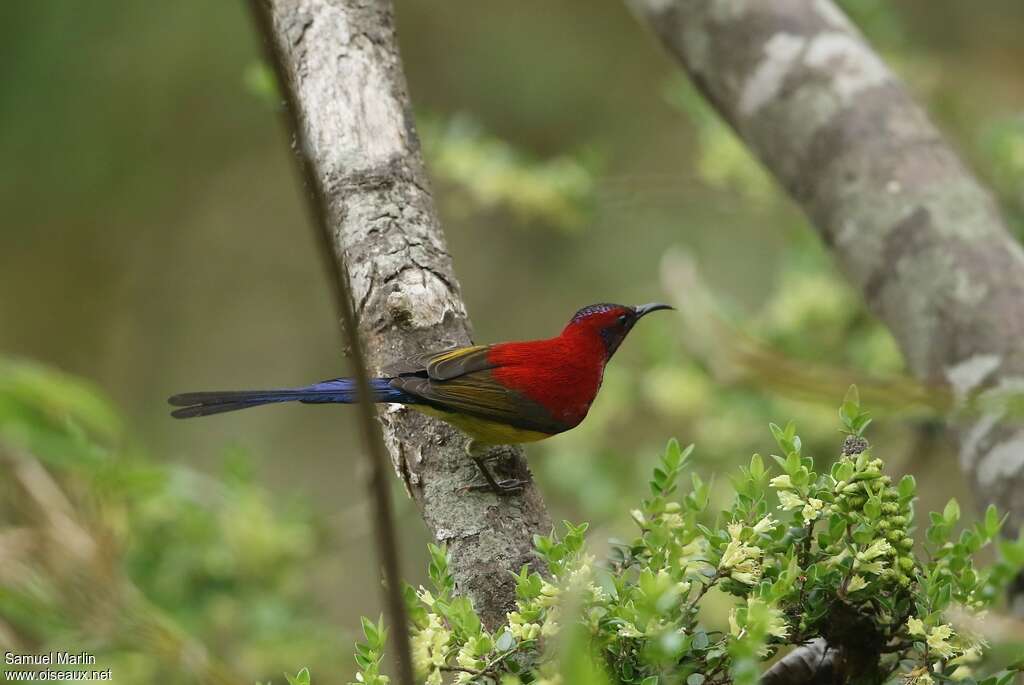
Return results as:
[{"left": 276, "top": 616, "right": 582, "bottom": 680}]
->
[{"left": 169, "top": 302, "right": 673, "bottom": 493}]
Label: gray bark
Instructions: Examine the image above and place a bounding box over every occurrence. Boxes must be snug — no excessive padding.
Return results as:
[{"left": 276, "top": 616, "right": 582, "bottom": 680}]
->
[
  {"left": 252, "top": 0, "right": 551, "bottom": 631},
  {"left": 628, "top": 0, "right": 1024, "bottom": 540}
]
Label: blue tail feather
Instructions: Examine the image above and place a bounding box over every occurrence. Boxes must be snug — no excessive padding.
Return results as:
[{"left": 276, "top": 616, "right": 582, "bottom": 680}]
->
[{"left": 168, "top": 378, "right": 412, "bottom": 419}]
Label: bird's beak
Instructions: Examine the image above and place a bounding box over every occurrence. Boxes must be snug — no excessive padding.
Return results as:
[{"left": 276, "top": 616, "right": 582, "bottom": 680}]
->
[{"left": 633, "top": 302, "right": 674, "bottom": 319}]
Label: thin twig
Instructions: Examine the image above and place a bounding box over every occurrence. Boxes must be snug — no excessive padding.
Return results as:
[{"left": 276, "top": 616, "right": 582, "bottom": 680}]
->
[{"left": 686, "top": 570, "right": 722, "bottom": 616}]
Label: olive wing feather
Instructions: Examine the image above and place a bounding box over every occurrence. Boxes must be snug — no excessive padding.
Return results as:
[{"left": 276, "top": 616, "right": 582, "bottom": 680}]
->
[
  {"left": 386, "top": 344, "right": 566, "bottom": 434},
  {"left": 391, "top": 370, "right": 565, "bottom": 435},
  {"left": 422, "top": 345, "right": 494, "bottom": 380},
  {"left": 384, "top": 344, "right": 494, "bottom": 380}
]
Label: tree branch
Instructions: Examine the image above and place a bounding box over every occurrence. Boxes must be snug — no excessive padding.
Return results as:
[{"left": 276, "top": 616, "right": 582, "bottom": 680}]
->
[
  {"left": 762, "top": 639, "right": 836, "bottom": 685},
  {"left": 628, "top": 0, "right": 1024, "bottom": 591},
  {"left": 247, "top": 0, "right": 551, "bottom": 638}
]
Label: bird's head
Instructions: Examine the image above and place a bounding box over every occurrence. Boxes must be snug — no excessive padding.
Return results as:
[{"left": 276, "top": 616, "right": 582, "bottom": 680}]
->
[{"left": 562, "top": 302, "right": 674, "bottom": 358}]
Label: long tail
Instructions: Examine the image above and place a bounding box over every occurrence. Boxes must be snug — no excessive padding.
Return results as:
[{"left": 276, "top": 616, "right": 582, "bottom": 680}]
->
[{"left": 168, "top": 378, "right": 414, "bottom": 419}]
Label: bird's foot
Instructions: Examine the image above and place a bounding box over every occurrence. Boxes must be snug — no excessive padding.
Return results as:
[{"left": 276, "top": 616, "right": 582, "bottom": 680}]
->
[
  {"left": 462, "top": 477, "right": 528, "bottom": 495},
  {"left": 465, "top": 453, "right": 528, "bottom": 495}
]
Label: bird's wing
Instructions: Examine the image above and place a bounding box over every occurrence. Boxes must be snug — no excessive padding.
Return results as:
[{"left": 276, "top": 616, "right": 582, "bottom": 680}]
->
[
  {"left": 386, "top": 344, "right": 494, "bottom": 380},
  {"left": 387, "top": 343, "right": 566, "bottom": 434},
  {"left": 423, "top": 345, "right": 494, "bottom": 380},
  {"left": 391, "top": 369, "right": 565, "bottom": 435}
]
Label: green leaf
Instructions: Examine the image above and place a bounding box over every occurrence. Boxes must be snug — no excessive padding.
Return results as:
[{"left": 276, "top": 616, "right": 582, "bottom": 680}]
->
[
  {"left": 927, "top": 522, "right": 950, "bottom": 547},
  {"left": 749, "top": 453, "right": 765, "bottom": 479},
  {"left": 984, "top": 504, "right": 1002, "bottom": 537},
  {"left": 898, "top": 474, "right": 916, "bottom": 500},
  {"left": 853, "top": 417, "right": 872, "bottom": 435},
  {"left": 285, "top": 668, "right": 311, "bottom": 685},
  {"left": 664, "top": 438, "right": 682, "bottom": 469},
  {"left": 998, "top": 538, "right": 1024, "bottom": 566},
  {"left": 944, "top": 498, "right": 961, "bottom": 525},
  {"left": 836, "top": 461, "right": 855, "bottom": 484},
  {"left": 785, "top": 450, "right": 801, "bottom": 476},
  {"left": 360, "top": 616, "right": 380, "bottom": 646},
  {"left": 692, "top": 630, "right": 710, "bottom": 650},
  {"left": 495, "top": 630, "right": 515, "bottom": 652},
  {"left": 680, "top": 442, "right": 695, "bottom": 464},
  {"left": 852, "top": 524, "right": 874, "bottom": 546}
]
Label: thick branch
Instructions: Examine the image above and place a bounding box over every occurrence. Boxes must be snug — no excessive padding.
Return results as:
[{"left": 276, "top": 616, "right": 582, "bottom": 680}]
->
[
  {"left": 629, "top": 0, "right": 1024, "bottom": 544},
  {"left": 251, "top": 0, "right": 551, "bottom": 632}
]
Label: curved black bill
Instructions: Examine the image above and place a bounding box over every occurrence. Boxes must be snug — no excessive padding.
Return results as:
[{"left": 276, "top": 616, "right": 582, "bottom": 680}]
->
[{"left": 633, "top": 303, "right": 674, "bottom": 318}]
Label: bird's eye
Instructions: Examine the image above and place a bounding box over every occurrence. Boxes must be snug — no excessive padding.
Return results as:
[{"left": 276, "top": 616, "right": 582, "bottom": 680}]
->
[{"left": 617, "top": 314, "right": 628, "bottom": 325}]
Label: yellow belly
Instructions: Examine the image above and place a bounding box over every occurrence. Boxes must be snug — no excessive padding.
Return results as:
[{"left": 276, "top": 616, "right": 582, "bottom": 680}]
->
[{"left": 409, "top": 405, "right": 554, "bottom": 444}]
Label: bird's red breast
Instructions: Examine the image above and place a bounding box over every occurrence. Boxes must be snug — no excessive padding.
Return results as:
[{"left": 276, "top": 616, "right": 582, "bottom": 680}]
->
[{"left": 487, "top": 329, "right": 608, "bottom": 430}]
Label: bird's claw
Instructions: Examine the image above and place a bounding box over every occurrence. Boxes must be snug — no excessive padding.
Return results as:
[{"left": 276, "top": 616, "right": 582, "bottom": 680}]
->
[
  {"left": 462, "top": 478, "right": 527, "bottom": 495},
  {"left": 465, "top": 453, "right": 528, "bottom": 495}
]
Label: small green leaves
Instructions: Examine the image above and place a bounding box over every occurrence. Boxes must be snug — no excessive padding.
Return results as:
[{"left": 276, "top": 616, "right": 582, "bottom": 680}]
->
[
  {"left": 769, "top": 421, "right": 801, "bottom": 457},
  {"left": 340, "top": 393, "right": 1019, "bottom": 685},
  {"left": 984, "top": 504, "right": 1003, "bottom": 538},
  {"left": 749, "top": 453, "right": 765, "bottom": 480},
  {"left": 898, "top": 474, "right": 916, "bottom": 501},
  {"left": 864, "top": 496, "right": 882, "bottom": 520},
  {"left": 285, "top": 667, "right": 311, "bottom": 685},
  {"left": 446, "top": 596, "right": 482, "bottom": 638},
  {"left": 650, "top": 439, "right": 694, "bottom": 496},
  {"left": 402, "top": 582, "right": 428, "bottom": 628},
  {"left": 834, "top": 460, "right": 855, "bottom": 484},
  {"left": 495, "top": 629, "right": 515, "bottom": 652},
  {"left": 998, "top": 529, "right": 1024, "bottom": 566},
  {"left": 360, "top": 615, "right": 386, "bottom": 648},
  {"left": 535, "top": 521, "right": 590, "bottom": 575},
  {"left": 351, "top": 616, "right": 389, "bottom": 684},
  {"left": 943, "top": 498, "right": 961, "bottom": 525},
  {"left": 514, "top": 565, "right": 544, "bottom": 600},
  {"left": 734, "top": 453, "right": 771, "bottom": 499},
  {"left": 427, "top": 543, "right": 454, "bottom": 596},
  {"left": 839, "top": 385, "right": 873, "bottom": 436}
]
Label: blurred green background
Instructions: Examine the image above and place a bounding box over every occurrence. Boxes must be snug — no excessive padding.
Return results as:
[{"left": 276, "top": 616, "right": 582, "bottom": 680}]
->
[{"left": 2, "top": 1, "right": 1023, "bottom": 683}]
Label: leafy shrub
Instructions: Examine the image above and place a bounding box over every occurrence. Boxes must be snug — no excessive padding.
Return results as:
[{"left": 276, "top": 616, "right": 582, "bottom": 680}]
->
[
  {"left": 348, "top": 388, "right": 1024, "bottom": 685},
  {"left": 0, "top": 357, "right": 341, "bottom": 684}
]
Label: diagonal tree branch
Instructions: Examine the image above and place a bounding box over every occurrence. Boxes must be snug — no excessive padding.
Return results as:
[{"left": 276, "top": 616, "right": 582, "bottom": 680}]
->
[
  {"left": 628, "top": 0, "right": 1024, "bottom": 591},
  {"left": 247, "top": 0, "right": 551, "bottom": 640},
  {"left": 629, "top": 1, "right": 1024, "bottom": 681}
]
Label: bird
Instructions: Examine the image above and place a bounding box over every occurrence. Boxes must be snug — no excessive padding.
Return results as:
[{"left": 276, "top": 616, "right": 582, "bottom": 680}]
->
[{"left": 168, "top": 302, "right": 673, "bottom": 493}]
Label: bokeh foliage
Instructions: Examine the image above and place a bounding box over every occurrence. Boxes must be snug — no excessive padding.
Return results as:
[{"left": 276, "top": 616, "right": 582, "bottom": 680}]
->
[{"left": 0, "top": 358, "right": 342, "bottom": 684}]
